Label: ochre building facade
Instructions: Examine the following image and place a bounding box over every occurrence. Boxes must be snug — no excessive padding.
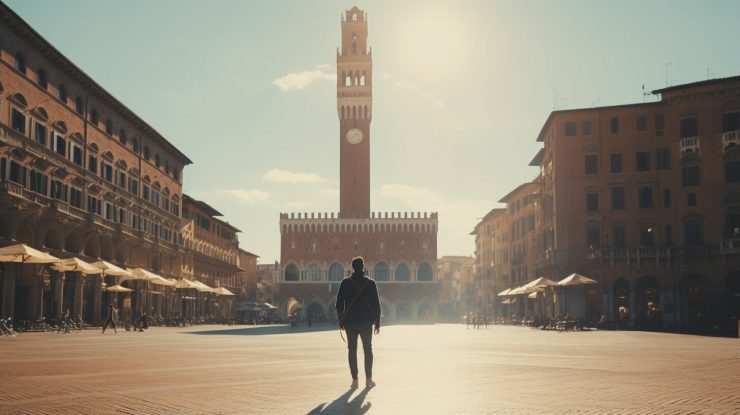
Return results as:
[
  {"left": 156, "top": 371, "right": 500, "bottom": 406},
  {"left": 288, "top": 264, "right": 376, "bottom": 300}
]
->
[
  {"left": 473, "top": 76, "right": 740, "bottom": 335},
  {"left": 0, "top": 3, "right": 248, "bottom": 324}
]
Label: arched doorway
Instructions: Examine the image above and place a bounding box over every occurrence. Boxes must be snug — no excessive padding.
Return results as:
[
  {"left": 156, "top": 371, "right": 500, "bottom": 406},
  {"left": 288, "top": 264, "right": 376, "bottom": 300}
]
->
[
  {"left": 680, "top": 274, "right": 705, "bottom": 331},
  {"left": 396, "top": 300, "right": 411, "bottom": 320},
  {"left": 306, "top": 302, "right": 325, "bottom": 324},
  {"left": 417, "top": 302, "right": 432, "bottom": 320},
  {"left": 636, "top": 276, "right": 660, "bottom": 330},
  {"left": 585, "top": 288, "right": 602, "bottom": 322},
  {"left": 613, "top": 278, "right": 630, "bottom": 327}
]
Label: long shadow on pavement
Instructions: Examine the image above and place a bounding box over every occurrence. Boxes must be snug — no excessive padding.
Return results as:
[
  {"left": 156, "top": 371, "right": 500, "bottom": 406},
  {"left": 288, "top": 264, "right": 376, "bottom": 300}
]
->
[
  {"left": 307, "top": 388, "right": 371, "bottom": 415},
  {"left": 186, "top": 324, "right": 339, "bottom": 336}
]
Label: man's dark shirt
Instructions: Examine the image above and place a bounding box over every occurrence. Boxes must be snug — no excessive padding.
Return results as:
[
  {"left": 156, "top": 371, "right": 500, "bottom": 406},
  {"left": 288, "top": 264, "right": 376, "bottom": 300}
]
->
[{"left": 336, "top": 273, "right": 381, "bottom": 327}]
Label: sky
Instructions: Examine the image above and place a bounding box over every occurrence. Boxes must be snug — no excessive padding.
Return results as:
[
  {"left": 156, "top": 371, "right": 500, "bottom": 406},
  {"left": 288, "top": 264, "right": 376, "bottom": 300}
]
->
[{"left": 7, "top": 0, "right": 740, "bottom": 263}]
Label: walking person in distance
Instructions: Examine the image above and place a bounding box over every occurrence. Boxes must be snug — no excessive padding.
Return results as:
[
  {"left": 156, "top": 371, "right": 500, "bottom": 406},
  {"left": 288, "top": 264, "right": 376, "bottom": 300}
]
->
[
  {"left": 102, "top": 303, "right": 117, "bottom": 334},
  {"left": 336, "top": 256, "right": 381, "bottom": 389}
]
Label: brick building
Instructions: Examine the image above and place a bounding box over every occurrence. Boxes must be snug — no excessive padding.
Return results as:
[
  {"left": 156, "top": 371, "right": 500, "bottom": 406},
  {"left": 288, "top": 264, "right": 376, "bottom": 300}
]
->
[
  {"left": 277, "top": 7, "right": 439, "bottom": 322},
  {"left": 0, "top": 2, "right": 249, "bottom": 324},
  {"left": 473, "top": 75, "right": 740, "bottom": 334}
]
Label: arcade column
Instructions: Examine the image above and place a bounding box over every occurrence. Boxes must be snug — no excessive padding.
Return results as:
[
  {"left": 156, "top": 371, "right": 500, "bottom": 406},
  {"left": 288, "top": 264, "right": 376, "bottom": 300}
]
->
[
  {"left": 52, "top": 271, "right": 64, "bottom": 318},
  {"left": 1, "top": 268, "right": 16, "bottom": 318},
  {"left": 92, "top": 277, "right": 102, "bottom": 325},
  {"left": 73, "top": 273, "right": 83, "bottom": 319}
]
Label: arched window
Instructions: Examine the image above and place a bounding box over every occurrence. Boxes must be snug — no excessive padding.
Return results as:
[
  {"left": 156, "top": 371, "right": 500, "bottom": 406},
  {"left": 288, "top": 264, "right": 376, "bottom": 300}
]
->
[
  {"left": 284, "top": 263, "right": 299, "bottom": 281},
  {"left": 307, "top": 264, "right": 322, "bottom": 281},
  {"left": 417, "top": 262, "right": 433, "bottom": 281},
  {"left": 374, "top": 262, "right": 390, "bottom": 281},
  {"left": 119, "top": 128, "right": 127, "bottom": 145},
  {"left": 37, "top": 68, "right": 47, "bottom": 89},
  {"left": 329, "top": 262, "right": 344, "bottom": 281},
  {"left": 360, "top": 74, "right": 366, "bottom": 86},
  {"left": 15, "top": 52, "right": 26, "bottom": 74},
  {"left": 345, "top": 74, "right": 352, "bottom": 86},
  {"left": 143, "top": 146, "right": 150, "bottom": 160},
  {"left": 58, "top": 84, "right": 67, "bottom": 103},
  {"left": 395, "top": 263, "right": 410, "bottom": 281}
]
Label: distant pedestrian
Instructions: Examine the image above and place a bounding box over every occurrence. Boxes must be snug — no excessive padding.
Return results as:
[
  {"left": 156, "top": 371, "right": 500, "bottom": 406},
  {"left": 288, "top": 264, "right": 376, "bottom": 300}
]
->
[
  {"left": 102, "top": 304, "right": 117, "bottom": 334},
  {"left": 137, "top": 313, "right": 148, "bottom": 332},
  {"left": 336, "top": 256, "right": 381, "bottom": 389}
]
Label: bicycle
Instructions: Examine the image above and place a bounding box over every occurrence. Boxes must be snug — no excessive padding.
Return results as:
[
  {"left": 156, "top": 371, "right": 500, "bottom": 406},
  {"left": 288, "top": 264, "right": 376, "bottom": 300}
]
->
[{"left": 0, "top": 317, "right": 20, "bottom": 337}]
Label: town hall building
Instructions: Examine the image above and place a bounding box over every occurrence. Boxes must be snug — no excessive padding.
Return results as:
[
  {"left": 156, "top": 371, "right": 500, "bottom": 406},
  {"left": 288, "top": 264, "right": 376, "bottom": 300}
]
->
[{"left": 277, "top": 7, "right": 439, "bottom": 322}]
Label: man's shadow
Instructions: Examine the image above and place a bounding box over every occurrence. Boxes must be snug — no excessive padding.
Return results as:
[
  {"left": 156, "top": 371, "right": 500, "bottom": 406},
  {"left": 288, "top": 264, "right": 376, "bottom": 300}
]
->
[{"left": 307, "top": 387, "right": 372, "bottom": 414}]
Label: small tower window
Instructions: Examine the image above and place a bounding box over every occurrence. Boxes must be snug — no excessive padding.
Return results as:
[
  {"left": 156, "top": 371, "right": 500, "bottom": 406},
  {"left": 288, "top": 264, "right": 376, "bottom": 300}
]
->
[
  {"left": 352, "top": 13, "right": 357, "bottom": 21},
  {"left": 352, "top": 42, "right": 357, "bottom": 55}
]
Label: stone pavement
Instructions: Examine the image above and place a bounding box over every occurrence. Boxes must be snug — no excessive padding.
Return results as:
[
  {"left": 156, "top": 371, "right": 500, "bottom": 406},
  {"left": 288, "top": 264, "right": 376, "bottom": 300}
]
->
[{"left": 0, "top": 324, "right": 738, "bottom": 414}]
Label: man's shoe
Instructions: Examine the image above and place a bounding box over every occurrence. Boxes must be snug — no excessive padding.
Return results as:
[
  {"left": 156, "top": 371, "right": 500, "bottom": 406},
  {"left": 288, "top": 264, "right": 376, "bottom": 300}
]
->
[
  {"left": 366, "top": 378, "right": 376, "bottom": 388},
  {"left": 350, "top": 379, "right": 359, "bottom": 389}
]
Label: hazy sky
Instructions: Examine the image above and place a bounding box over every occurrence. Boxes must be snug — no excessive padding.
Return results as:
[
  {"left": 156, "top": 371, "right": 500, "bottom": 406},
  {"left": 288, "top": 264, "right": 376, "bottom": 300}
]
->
[{"left": 7, "top": 0, "right": 740, "bottom": 263}]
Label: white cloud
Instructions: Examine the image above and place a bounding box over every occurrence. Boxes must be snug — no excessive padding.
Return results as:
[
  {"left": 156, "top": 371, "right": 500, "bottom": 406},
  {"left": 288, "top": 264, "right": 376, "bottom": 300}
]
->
[
  {"left": 220, "top": 189, "right": 272, "bottom": 204},
  {"left": 285, "top": 201, "right": 312, "bottom": 208},
  {"left": 322, "top": 188, "right": 340, "bottom": 197},
  {"left": 262, "top": 168, "right": 324, "bottom": 184},
  {"left": 272, "top": 67, "right": 336, "bottom": 91}
]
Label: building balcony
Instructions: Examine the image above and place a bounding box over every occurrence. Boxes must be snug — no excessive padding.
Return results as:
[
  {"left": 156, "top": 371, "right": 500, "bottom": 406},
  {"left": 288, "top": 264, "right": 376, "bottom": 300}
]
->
[
  {"left": 721, "top": 239, "right": 740, "bottom": 254},
  {"left": 679, "top": 136, "right": 701, "bottom": 157},
  {"left": 2, "top": 179, "right": 182, "bottom": 250},
  {"left": 721, "top": 131, "right": 740, "bottom": 153},
  {"left": 597, "top": 245, "right": 715, "bottom": 268}
]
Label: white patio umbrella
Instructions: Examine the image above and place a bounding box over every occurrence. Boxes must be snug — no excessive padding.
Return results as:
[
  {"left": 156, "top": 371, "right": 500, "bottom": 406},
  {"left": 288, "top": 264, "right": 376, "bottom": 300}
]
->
[
  {"left": 52, "top": 257, "right": 103, "bottom": 275},
  {"left": 89, "top": 260, "right": 133, "bottom": 278},
  {"left": 106, "top": 284, "right": 132, "bottom": 293},
  {"left": 0, "top": 243, "right": 60, "bottom": 264},
  {"left": 191, "top": 280, "right": 215, "bottom": 293},
  {"left": 524, "top": 277, "right": 559, "bottom": 288},
  {"left": 148, "top": 274, "right": 176, "bottom": 286},
  {"left": 557, "top": 273, "right": 598, "bottom": 286},
  {"left": 497, "top": 288, "right": 512, "bottom": 296},
  {"left": 174, "top": 278, "right": 200, "bottom": 289},
  {"left": 0, "top": 243, "right": 60, "bottom": 283},
  {"left": 213, "top": 287, "right": 235, "bottom": 296},
  {"left": 557, "top": 273, "right": 598, "bottom": 317}
]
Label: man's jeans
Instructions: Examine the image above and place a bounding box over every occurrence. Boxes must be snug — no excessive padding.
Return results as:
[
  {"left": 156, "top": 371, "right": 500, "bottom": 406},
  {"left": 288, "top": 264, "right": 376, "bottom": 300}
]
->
[{"left": 345, "top": 322, "right": 373, "bottom": 379}]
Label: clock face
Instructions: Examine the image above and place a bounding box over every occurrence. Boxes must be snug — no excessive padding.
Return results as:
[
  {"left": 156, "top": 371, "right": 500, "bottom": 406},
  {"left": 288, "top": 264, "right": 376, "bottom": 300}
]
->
[{"left": 346, "top": 128, "right": 364, "bottom": 145}]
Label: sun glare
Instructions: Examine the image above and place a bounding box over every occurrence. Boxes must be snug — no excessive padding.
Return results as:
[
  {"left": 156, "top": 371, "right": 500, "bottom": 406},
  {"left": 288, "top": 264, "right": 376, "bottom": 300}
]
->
[{"left": 401, "top": 7, "right": 470, "bottom": 81}]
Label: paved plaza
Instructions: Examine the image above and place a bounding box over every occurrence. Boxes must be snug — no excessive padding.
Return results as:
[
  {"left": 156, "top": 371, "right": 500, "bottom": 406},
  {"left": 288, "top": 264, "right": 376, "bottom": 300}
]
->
[{"left": 0, "top": 324, "right": 738, "bottom": 415}]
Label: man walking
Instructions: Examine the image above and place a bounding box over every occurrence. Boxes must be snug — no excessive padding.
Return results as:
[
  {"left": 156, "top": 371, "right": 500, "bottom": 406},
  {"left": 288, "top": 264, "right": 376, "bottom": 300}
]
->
[
  {"left": 102, "top": 303, "right": 117, "bottom": 334},
  {"left": 336, "top": 256, "right": 381, "bottom": 389}
]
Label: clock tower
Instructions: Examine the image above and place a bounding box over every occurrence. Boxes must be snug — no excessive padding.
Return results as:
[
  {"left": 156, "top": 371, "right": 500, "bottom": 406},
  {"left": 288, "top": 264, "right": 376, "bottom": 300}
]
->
[{"left": 337, "top": 6, "right": 371, "bottom": 219}]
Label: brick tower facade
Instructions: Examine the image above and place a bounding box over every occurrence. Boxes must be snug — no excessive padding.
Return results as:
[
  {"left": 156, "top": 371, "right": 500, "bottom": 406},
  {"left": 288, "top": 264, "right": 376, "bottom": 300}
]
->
[
  {"left": 338, "top": 8, "right": 372, "bottom": 218},
  {"left": 277, "top": 7, "right": 439, "bottom": 322}
]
